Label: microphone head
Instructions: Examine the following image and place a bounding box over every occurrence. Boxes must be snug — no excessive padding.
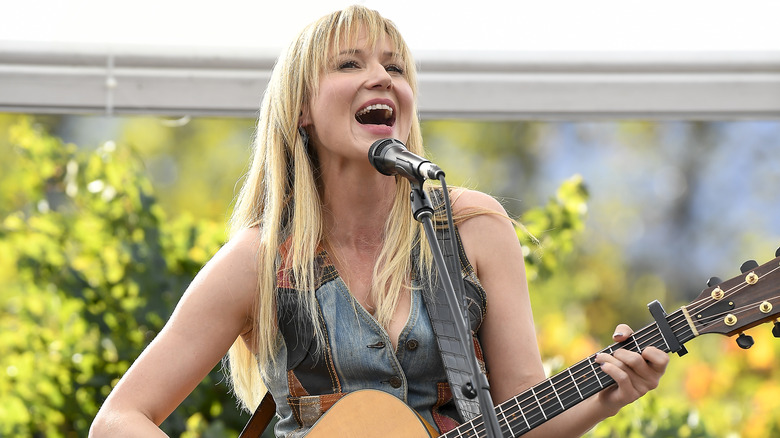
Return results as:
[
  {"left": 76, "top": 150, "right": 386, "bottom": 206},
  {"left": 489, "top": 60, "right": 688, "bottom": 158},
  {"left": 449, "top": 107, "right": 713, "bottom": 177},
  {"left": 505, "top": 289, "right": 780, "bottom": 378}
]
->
[{"left": 368, "top": 138, "right": 406, "bottom": 176}]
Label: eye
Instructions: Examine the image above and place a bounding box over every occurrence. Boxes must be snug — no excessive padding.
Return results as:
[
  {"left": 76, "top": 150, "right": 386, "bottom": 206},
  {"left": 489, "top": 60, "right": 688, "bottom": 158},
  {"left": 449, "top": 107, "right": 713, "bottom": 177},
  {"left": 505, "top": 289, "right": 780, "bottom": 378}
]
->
[
  {"left": 385, "top": 64, "right": 405, "bottom": 75},
  {"left": 338, "top": 60, "right": 360, "bottom": 70}
]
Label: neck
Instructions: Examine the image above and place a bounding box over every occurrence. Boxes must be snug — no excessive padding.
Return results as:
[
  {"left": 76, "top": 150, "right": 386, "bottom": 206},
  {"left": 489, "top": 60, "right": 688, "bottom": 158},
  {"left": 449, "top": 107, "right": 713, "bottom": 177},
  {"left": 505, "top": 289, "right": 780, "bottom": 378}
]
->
[
  {"left": 319, "top": 164, "right": 396, "bottom": 250},
  {"left": 442, "top": 308, "right": 698, "bottom": 437}
]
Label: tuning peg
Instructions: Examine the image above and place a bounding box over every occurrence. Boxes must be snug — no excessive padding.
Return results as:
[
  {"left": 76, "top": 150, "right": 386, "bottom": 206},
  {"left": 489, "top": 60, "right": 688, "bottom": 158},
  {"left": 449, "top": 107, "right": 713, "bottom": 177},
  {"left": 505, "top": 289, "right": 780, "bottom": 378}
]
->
[
  {"left": 776, "top": 247, "right": 780, "bottom": 258},
  {"left": 707, "top": 276, "right": 723, "bottom": 287},
  {"left": 740, "top": 260, "right": 759, "bottom": 273},
  {"left": 773, "top": 321, "right": 780, "bottom": 338},
  {"left": 736, "top": 333, "right": 755, "bottom": 349}
]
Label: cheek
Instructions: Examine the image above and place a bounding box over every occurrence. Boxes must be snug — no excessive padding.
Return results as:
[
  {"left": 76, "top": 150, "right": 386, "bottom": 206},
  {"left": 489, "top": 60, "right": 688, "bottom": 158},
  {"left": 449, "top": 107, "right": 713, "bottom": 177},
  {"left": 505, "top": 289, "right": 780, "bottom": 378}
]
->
[
  {"left": 313, "top": 90, "right": 354, "bottom": 128},
  {"left": 398, "top": 85, "right": 415, "bottom": 128}
]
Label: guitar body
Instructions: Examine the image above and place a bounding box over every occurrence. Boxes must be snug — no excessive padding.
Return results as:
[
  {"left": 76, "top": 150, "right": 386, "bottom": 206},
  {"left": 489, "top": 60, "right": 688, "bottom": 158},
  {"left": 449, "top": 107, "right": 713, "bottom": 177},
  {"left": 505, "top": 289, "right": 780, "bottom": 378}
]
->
[{"left": 307, "top": 390, "right": 438, "bottom": 438}]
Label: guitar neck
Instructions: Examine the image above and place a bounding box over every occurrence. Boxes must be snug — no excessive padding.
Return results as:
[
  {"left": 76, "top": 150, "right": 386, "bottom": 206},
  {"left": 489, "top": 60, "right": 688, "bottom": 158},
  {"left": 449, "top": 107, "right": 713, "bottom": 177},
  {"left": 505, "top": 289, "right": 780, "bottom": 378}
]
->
[{"left": 444, "top": 308, "right": 697, "bottom": 437}]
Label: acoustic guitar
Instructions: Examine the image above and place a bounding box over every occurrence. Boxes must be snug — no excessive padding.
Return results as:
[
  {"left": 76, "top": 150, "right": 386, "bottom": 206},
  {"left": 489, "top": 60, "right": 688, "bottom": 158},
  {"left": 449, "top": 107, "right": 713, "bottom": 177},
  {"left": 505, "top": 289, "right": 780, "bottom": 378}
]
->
[{"left": 292, "top": 250, "right": 780, "bottom": 437}]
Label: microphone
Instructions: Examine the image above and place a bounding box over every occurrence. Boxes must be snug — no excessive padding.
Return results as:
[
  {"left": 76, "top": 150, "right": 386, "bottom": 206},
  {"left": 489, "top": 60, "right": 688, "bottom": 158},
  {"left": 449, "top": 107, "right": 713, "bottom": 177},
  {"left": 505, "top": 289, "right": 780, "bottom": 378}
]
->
[{"left": 368, "top": 138, "right": 444, "bottom": 182}]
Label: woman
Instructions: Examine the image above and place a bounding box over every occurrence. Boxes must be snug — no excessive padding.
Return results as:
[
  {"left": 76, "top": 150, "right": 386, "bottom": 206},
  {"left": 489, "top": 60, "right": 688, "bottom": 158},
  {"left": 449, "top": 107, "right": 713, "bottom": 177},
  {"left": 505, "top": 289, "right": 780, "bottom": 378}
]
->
[{"left": 90, "top": 5, "right": 668, "bottom": 437}]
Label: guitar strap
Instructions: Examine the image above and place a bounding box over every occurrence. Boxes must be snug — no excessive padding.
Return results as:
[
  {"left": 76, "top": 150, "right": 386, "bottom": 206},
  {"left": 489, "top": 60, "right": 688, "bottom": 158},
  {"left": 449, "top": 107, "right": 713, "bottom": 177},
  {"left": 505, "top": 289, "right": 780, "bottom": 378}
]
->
[
  {"left": 422, "top": 188, "right": 483, "bottom": 423},
  {"left": 238, "top": 391, "right": 276, "bottom": 438}
]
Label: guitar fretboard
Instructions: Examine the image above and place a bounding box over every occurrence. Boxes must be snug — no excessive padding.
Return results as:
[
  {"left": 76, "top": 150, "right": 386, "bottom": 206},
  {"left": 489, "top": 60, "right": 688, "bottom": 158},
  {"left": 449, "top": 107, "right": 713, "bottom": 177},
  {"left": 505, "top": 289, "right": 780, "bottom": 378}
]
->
[{"left": 444, "top": 309, "right": 697, "bottom": 437}]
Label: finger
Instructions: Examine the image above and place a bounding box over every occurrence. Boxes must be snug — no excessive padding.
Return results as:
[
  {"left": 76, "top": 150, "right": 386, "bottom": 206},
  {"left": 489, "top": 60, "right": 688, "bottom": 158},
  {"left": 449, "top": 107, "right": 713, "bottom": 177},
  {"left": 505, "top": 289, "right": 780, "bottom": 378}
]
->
[
  {"left": 613, "top": 348, "right": 651, "bottom": 374},
  {"left": 641, "top": 346, "right": 670, "bottom": 373},
  {"left": 594, "top": 352, "right": 639, "bottom": 396},
  {"left": 594, "top": 351, "right": 629, "bottom": 372},
  {"left": 612, "top": 324, "right": 634, "bottom": 341},
  {"left": 611, "top": 348, "right": 665, "bottom": 392}
]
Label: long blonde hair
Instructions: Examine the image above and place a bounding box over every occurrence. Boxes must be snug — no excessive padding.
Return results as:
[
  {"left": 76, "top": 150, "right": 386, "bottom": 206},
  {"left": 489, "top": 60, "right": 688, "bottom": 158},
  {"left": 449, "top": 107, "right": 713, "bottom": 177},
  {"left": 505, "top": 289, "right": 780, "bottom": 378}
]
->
[{"left": 226, "top": 5, "right": 431, "bottom": 411}]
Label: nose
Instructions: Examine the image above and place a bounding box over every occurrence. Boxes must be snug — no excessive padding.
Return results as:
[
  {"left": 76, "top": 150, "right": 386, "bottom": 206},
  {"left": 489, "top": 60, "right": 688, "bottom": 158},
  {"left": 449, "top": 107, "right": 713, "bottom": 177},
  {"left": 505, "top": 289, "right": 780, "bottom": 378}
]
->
[{"left": 365, "top": 62, "right": 392, "bottom": 90}]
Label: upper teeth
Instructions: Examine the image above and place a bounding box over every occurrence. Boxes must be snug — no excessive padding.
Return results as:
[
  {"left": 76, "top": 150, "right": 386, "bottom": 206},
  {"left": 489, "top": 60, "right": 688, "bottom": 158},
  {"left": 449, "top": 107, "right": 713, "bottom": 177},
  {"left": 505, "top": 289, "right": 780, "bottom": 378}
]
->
[{"left": 356, "top": 104, "right": 393, "bottom": 117}]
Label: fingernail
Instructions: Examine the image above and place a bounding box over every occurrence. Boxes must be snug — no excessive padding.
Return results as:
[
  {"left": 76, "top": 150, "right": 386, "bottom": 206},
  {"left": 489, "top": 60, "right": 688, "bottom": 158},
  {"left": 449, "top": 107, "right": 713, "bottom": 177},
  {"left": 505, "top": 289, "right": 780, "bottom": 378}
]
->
[{"left": 613, "top": 332, "right": 623, "bottom": 338}]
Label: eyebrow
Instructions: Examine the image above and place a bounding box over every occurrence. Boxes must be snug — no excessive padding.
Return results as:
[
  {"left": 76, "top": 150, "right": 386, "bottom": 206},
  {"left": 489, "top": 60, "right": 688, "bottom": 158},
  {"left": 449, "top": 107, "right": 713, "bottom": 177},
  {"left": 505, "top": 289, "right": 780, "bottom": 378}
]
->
[{"left": 337, "top": 48, "right": 402, "bottom": 60}]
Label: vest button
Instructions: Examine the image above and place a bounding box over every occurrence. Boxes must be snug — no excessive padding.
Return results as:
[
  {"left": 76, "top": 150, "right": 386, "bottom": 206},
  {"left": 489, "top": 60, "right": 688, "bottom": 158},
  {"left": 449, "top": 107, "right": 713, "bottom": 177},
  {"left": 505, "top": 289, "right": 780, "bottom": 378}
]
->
[
  {"left": 388, "top": 376, "right": 403, "bottom": 388},
  {"left": 406, "top": 339, "right": 419, "bottom": 350}
]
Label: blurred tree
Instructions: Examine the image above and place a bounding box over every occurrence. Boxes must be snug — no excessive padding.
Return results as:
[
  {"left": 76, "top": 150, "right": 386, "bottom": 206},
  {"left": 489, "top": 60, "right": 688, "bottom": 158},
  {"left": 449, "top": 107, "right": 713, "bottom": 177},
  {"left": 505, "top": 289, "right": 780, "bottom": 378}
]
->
[
  {"left": 420, "top": 118, "right": 780, "bottom": 437},
  {"left": 2, "top": 113, "right": 778, "bottom": 438},
  {"left": 0, "top": 116, "right": 245, "bottom": 436},
  {"left": 423, "top": 120, "right": 545, "bottom": 217}
]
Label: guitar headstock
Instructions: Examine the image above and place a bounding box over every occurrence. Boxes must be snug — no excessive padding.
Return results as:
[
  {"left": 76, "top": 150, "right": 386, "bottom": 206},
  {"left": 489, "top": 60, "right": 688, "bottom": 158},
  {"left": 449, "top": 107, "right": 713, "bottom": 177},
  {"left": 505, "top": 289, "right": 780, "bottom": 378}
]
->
[{"left": 687, "top": 248, "right": 780, "bottom": 346}]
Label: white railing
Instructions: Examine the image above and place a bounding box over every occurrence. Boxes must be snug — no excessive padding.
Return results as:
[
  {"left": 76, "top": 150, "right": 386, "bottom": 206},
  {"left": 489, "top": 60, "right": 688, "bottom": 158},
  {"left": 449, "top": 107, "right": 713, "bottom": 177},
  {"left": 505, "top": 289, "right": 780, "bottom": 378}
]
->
[{"left": 1, "top": 42, "right": 779, "bottom": 120}]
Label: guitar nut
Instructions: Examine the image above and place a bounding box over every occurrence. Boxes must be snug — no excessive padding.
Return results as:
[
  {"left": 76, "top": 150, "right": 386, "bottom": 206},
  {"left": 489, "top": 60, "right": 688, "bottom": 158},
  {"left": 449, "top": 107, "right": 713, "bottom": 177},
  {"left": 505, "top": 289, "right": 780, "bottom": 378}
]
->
[
  {"left": 746, "top": 272, "right": 759, "bottom": 285},
  {"left": 760, "top": 301, "right": 773, "bottom": 313},
  {"left": 724, "top": 314, "right": 738, "bottom": 326}
]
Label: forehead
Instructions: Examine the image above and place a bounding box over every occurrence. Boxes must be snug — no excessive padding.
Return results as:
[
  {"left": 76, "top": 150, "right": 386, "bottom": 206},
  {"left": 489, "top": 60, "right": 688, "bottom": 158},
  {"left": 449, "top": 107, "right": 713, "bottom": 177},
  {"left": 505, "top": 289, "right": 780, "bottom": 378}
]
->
[{"left": 330, "top": 25, "right": 403, "bottom": 58}]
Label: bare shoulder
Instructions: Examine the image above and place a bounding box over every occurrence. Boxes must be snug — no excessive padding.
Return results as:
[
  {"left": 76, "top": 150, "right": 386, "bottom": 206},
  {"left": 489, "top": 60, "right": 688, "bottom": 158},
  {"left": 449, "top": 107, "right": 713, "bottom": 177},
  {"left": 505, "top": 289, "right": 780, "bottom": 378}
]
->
[
  {"left": 220, "top": 226, "right": 261, "bottom": 255},
  {"left": 446, "top": 188, "right": 518, "bottom": 276},
  {"left": 195, "top": 227, "right": 261, "bottom": 288},
  {"left": 449, "top": 187, "right": 508, "bottom": 216},
  {"left": 184, "top": 226, "right": 262, "bottom": 327}
]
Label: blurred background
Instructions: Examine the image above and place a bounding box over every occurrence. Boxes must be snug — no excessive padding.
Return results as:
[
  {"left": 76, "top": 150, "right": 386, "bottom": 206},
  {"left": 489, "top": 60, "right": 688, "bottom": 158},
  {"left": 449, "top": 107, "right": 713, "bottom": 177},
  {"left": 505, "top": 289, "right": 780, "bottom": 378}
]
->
[{"left": 1, "top": 1, "right": 779, "bottom": 437}]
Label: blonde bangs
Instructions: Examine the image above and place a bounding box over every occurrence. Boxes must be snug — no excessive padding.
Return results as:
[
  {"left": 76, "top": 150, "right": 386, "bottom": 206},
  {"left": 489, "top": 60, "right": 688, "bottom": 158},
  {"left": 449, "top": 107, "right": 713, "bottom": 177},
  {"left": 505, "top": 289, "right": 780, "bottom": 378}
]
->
[{"left": 299, "top": 6, "right": 418, "bottom": 114}]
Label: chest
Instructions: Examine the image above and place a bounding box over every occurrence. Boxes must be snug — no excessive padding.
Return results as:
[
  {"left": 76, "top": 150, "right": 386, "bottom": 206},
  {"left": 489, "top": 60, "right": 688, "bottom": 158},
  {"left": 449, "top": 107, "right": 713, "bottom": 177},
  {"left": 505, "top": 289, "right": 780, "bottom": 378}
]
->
[{"left": 330, "top": 254, "right": 412, "bottom": 351}]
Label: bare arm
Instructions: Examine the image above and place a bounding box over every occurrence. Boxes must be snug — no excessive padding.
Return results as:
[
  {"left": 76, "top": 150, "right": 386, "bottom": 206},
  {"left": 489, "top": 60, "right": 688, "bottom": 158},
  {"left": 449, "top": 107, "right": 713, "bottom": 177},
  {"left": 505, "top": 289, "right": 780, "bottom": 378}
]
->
[
  {"left": 89, "top": 228, "right": 261, "bottom": 437},
  {"left": 454, "top": 189, "right": 669, "bottom": 438}
]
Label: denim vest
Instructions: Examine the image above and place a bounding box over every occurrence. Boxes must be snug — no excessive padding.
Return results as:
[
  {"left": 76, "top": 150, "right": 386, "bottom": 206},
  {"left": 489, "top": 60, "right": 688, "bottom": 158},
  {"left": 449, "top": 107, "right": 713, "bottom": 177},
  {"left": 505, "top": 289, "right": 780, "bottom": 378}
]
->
[{"left": 261, "top": 230, "right": 487, "bottom": 437}]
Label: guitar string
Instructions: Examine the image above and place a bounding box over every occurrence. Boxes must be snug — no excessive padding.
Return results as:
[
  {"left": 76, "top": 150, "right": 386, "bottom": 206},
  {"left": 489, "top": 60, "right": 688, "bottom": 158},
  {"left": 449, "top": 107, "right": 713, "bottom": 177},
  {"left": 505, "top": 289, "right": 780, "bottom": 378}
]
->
[
  {"left": 454, "top": 301, "right": 693, "bottom": 436},
  {"left": 460, "top": 289, "right": 780, "bottom": 437},
  {"left": 449, "top": 320, "right": 671, "bottom": 437},
  {"left": 670, "top": 263, "right": 780, "bottom": 337},
  {"left": 676, "top": 263, "right": 780, "bottom": 320},
  {"left": 451, "top": 311, "right": 689, "bottom": 436},
  {"left": 447, "top": 262, "right": 780, "bottom": 437}
]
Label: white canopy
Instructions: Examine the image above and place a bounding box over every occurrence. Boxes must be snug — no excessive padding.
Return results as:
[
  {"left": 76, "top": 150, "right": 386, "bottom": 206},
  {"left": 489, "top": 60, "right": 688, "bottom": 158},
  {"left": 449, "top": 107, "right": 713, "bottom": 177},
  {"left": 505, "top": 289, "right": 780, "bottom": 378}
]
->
[
  {"left": 1, "top": 42, "right": 778, "bottom": 120},
  {"left": 2, "top": 0, "right": 779, "bottom": 120}
]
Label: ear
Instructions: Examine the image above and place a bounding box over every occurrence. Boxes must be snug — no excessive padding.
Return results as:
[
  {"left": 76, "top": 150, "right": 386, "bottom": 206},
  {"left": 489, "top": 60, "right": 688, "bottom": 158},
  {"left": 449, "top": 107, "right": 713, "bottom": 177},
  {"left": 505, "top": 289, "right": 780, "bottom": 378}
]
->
[{"left": 299, "top": 105, "right": 312, "bottom": 128}]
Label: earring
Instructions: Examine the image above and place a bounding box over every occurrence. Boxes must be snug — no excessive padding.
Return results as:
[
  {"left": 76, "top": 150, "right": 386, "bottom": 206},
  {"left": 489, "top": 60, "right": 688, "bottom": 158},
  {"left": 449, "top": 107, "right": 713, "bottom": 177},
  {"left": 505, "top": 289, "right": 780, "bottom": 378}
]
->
[{"left": 298, "top": 126, "right": 310, "bottom": 148}]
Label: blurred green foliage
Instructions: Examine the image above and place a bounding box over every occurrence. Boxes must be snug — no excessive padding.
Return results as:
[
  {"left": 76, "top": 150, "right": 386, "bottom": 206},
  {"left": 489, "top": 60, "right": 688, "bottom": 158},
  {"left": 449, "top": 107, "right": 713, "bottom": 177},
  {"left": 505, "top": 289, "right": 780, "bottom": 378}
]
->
[
  {"left": 0, "top": 116, "right": 241, "bottom": 436},
  {"left": 1, "top": 114, "right": 778, "bottom": 438}
]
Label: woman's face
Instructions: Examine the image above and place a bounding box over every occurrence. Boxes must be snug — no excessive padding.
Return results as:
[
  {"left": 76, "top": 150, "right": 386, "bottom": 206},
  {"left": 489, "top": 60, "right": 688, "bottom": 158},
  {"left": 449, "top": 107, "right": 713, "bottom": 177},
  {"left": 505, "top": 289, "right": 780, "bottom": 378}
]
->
[{"left": 301, "top": 28, "right": 414, "bottom": 171}]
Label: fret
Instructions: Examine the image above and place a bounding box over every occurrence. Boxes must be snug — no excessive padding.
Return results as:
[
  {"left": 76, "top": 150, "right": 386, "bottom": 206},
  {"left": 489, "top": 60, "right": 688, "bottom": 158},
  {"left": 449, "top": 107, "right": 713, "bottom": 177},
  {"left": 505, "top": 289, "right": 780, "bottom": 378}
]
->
[
  {"left": 466, "top": 417, "right": 478, "bottom": 438},
  {"left": 550, "top": 371, "right": 580, "bottom": 410},
  {"left": 496, "top": 404, "right": 517, "bottom": 438},
  {"left": 569, "top": 361, "right": 602, "bottom": 396},
  {"left": 550, "top": 378, "right": 565, "bottom": 410},
  {"left": 478, "top": 319, "right": 697, "bottom": 438},
  {"left": 519, "top": 389, "right": 545, "bottom": 430},
  {"left": 567, "top": 367, "right": 583, "bottom": 399},
  {"left": 530, "top": 386, "right": 546, "bottom": 421},
  {"left": 498, "top": 394, "right": 532, "bottom": 436},
  {"left": 588, "top": 358, "right": 604, "bottom": 388},
  {"left": 669, "top": 308, "right": 698, "bottom": 346},
  {"left": 533, "top": 380, "right": 565, "bottom": 420},
  {"left": 517, "top": 401, "right": 529, "bottom": 432}
]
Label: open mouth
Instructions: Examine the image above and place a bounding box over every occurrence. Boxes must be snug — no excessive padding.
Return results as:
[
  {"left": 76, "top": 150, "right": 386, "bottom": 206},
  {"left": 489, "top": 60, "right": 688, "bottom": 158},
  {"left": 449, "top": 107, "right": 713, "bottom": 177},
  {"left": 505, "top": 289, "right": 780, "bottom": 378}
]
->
[{"left": 355, "top": 104, "right": 395, "bottom": 126}]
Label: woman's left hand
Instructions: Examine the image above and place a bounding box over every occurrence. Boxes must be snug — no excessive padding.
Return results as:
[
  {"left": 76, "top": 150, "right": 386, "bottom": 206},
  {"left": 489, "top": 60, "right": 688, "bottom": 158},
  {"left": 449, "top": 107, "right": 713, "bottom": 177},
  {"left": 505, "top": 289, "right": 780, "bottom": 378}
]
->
[{"left": 593, "top": 323, "right": 670, "bottom": 415}]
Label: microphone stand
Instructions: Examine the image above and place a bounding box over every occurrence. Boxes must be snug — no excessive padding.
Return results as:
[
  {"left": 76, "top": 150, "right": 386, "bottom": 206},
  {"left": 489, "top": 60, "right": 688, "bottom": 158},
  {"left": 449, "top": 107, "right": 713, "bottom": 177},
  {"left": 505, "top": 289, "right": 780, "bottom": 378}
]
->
[{"left": 408, "top": 176, "right": 502, "bottom": 438}]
